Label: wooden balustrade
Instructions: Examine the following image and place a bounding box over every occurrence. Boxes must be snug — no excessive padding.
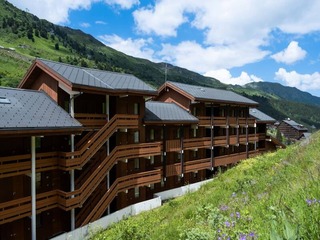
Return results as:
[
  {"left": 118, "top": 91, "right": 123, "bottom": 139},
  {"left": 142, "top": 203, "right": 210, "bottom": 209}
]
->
[
  {"left": 213, "top": 136, "right": 226, "bottom": 146},
  {"left": 183, "top": 137, "right": 211, "bottom": 150},
  {"left": 197, "top": 116, "right": 211, "bottom": 126},
  {"left": 166, "top": 139, "right": 180, "bottom": 152},
  {"left": 213, "top": 117, "right": 227, "bottom": 126},
  {"left": 184, "top": 158, "right": 211, "bottom": 173},
  {"left": 80, "top": 169, "right": 161, "bottom": 226},
  {"left": 166, "top": 163, "right": 181, "bottom": 177},
  {"left": 74, "top": 113, "right": 108, "bottom": 128},
  {"left": 0, "top": 114, "right": 140, "bottom": 178}
]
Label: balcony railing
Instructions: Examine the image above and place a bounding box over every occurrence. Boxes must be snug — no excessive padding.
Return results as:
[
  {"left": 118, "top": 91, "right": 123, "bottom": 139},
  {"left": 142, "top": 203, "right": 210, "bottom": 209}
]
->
[{"left": 74, "top": 113, "right": 108, "bottom": 128}]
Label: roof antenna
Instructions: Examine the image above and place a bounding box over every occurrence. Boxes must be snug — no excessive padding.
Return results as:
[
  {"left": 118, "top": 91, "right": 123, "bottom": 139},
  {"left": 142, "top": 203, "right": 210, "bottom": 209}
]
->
[{"left": 165, "top": 63, "right": 168, "bottom": 83}]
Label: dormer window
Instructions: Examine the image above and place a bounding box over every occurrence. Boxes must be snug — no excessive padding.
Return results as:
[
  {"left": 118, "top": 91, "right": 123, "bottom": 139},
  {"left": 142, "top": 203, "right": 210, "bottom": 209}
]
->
[{"left": 0, "top": 96, "right": 10, "bottom": 104}]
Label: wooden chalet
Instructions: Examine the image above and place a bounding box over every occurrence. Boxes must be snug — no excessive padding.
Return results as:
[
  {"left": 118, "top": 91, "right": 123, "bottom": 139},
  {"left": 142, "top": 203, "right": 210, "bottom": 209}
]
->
[
  {"left": 0, "top": 59, "right": 277, "bottom": 239},
  {"left": 277, "top": 118, "right": 309, "bottom": 141}
]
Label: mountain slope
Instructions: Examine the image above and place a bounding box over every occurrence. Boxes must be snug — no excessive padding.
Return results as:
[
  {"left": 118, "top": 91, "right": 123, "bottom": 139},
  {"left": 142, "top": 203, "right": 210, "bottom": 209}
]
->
[
  {"left": 245, "top": 82, "right": 320, "bottom": 107},
  {"left": 93, "top": 132, "right": 320, "bottom": 239},
  {"left": 0, "top": 0, "right": 320, "bottom": 130}
]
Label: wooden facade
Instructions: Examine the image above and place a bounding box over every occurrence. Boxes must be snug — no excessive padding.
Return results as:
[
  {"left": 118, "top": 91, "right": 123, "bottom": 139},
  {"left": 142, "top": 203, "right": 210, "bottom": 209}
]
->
[
  {"left": 277, "top": 119, "right": 309, "bottom": 141},
  {"left": 0, "top": 60, "right": 275, "bottom": 239}
]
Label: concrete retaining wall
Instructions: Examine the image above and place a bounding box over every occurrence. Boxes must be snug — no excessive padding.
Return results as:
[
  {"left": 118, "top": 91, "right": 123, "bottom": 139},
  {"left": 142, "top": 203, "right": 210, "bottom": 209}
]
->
[{"left": 51, "top": 179, "right": 212, "bottom": 240}]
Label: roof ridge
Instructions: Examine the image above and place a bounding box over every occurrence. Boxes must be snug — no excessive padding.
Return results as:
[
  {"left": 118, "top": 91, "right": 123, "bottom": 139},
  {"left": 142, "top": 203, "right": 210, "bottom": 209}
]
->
[
  {"left": 82, "top": 69, "right": 114, "bottom": 89},
  {"left": 38, "top": 58, "right": 137, "bottom": 78}
]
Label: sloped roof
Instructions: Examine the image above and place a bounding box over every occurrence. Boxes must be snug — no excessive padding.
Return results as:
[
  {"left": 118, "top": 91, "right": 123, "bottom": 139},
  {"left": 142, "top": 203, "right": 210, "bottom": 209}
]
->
[
  {"left": 0, "top": 87, "right": 82, "bottom": 134},
  {"left": 144, "top": 101, "right": 198, "bottom": 124},
  {"left": 249, "top": 108, "right": 275, "bottom": 123},
  {"left": 283, "top": 119, "right": 308, "bottom": 131},
  {"left": 23, "top": 58, "right": 157, "bottom": 95},
  {"left": 165, "top": 81, "right": 258, "bottom": 106}
]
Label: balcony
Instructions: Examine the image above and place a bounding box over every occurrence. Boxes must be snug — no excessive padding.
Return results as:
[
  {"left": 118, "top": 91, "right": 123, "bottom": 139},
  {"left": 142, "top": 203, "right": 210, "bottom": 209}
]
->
[{"left": 74, "top": 113, "right": 108, "bottom": 129}]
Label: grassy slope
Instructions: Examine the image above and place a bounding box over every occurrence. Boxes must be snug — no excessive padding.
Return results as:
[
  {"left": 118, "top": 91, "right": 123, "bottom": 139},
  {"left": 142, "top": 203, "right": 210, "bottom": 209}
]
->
[{"left": 93, "top": 132, "right": 320, "bottom": 240}]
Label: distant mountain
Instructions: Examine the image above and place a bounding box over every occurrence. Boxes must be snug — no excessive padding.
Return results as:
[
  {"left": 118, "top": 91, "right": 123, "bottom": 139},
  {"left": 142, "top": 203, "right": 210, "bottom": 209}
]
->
[
  {"left": 245, "top": 82, "right": 320, "bottom": 107},
  {"left": 0, "top": 0, "right": 320, "bottom": 129}
]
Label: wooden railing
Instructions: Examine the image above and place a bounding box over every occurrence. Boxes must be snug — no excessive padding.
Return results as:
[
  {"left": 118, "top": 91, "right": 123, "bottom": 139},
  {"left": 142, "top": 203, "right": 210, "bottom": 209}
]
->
[
  {"left": 0, "top": 114, "right": 139, "bottom": 178},
  {"left": 184, "top": 137, "right": 211, "bottom": 150},
  {"left": 74, "top": 113, "right": 108, "bottom": 128},
  {"left": 74, "top": 131, "right": 96, "bottom": 150},
  {"left": 166, "top": 139, "right": 180, "bottom": 152},
  {"left": 185, "top": 158, "right": 211, "bottom": 173},
  {"left": 198, "top": 116, "right": 211, "bottom": 126},
  {"left": 0, "top": 142, "right": 162, "bottom": 225},
  {"left": 214, "top": 117, "right": 227, "bottom": 126},
  {"left": 80, "top": 169, "right": 161, "bottom": 226}
]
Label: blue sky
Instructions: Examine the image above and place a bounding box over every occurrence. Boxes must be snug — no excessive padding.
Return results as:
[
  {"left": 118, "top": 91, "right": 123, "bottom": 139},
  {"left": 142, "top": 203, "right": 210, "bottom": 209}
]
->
[{"left": 8, "top": 0, "right": 320, "bottom": 97}]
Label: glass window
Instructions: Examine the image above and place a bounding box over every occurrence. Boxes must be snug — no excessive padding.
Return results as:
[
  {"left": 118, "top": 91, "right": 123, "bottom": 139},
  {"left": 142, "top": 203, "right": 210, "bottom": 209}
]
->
[
  {"left": 134, "top": 131, "right": 139, "bottom": 143},
  {"left": 134, "top": 103, "right": 139, "bottom": 115},
  {"left": 134, "top": 187, "right": 140, "bottom": 198},
  {"left": 134, "top": 158, "right": 140, "bottom": 169},
  {"left": 150, "top": 156, "right": 154, "bottom": 165},
  {"left": 150, "top": 129, "right": 154, "bottom": 141}
]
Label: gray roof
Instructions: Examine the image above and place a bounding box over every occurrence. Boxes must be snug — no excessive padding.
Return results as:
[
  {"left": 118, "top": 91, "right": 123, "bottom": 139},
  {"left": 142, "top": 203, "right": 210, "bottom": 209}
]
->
[
  {"left": 249, "top": 108, "right": 275, "bottom": 123},
  {"left": 283, "top": 119, "right": 308, "bottom": 131},
  {"left": 167, "top": 81, "right": 258, "bottom": 105},
  {"left": 145, "top": 101, "right": 198, "bottom": 123},
  {"left": 0, "top": 87, "right": 82, "bottom": 131},
  {"left": 38, "top": 59, "right": 157, "bottom": 94}
]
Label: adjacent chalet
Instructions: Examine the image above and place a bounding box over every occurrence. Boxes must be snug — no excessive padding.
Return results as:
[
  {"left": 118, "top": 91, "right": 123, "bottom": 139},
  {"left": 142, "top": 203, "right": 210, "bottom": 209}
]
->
[
  {"left": 1, "top": 59, "right": 276, "bottom": 239},
  {"left": 277, "top": 118, "right": 309, "bottom": 141}
]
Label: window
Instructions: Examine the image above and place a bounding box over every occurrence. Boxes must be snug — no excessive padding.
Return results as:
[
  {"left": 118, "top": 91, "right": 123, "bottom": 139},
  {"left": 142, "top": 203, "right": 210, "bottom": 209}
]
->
[
  {"left": 150, "top": 129, "right": 154, "bottom": 141},
  {"left": 134, "top": 131, "right": 139, "bottom": 143},
  {"left": 134, "top": 158, "right": 140, "bottom": 169},
  {"left": 150, "top": 183, "right": 154, "bottom": 190},
  {"left": 36, "top": 137, "right": 41, "bottom": 149},
  {"left": 36, "top": 173, "right": 41, "bottom": 189},
  {"left": 134, "top": 187, "right": 140, "bottom": 198},
  {"left": 176, "top": 128, "right": 181, "bottom": 139},
  {"left": 192, "top": 107, "right": 197, "bottom": 116},
  {"left": 150, "top": 156, "right": 154, "bottom": 165},
  {"left": 160, "top": 128, "right": 164, "bottom": 140},
  {"left": 193, "top": 128, "right": 197, "bottom": 138},
  {"left": 134, "top": 103, "right": 139, "bottom": 115},
  {"left": 193, "top": 149, "right": 198, "bottom": 158},
  {"left": 161, "top": 179, "right": 165, "bottom": 187}
]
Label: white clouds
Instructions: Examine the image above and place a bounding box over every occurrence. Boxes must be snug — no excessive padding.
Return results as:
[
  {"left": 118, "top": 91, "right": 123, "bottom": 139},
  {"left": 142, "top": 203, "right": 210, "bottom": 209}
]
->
[
  {"left": 95, "top": 20, "right": 107, "bottom": 25},
  {"left": 103, "top": 0, "right": 139, "bottom": 9},
  {"left": 275, "top": 68, "right": 320, "bottom": 92},
  {"left": 132, "top": 0, "right": 320, "bottom": 73},
  {"left": 98, "top": 34, "right": 155, "bottom": 61},
  {"left": 8, "top": 0, "right": 96, "bottom": 24},
  {"left": 271, "top": 41, "right": 307, "bottom": 64},
  {"left": 80, "top": 22, "right": 91, "bottom": 28},
  {"left": 7, "top": 0, "right": 138, "bottom": 24},
  {"left": 133, "top": 0, "right": 187, "bottom": 37},
  {"left": 205, "top": 69, "right": 263, "bottom": 86},
  {"left": 159, "top": 41, "right": 269, "bottom": 73}
]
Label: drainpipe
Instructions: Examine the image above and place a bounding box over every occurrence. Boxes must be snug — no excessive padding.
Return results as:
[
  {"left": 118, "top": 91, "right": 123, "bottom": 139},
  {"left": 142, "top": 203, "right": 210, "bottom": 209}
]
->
[
  {"left": 162, "top": 125, "right": 167, "bottom": 181},
  {"left": 210, "top": 104, "right": 214, "bottom": 170},
  {"left": 180, "top": 125, "right": 184, "bottom": 178},
  {"left": 31, "top": 136, "right": 36, "bottom": 240},
  {"left": 70, "top": 95, "right": 75, "bottom": 230},
  {"left": 106, "top": 95, "right": 110, "bottom": 214}
]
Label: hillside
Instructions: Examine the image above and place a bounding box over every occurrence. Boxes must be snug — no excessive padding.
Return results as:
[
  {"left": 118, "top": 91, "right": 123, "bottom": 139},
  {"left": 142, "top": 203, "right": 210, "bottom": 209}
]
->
[
  {"left": 244, "top": 82, "right": 320, "bottom": 107},
  {"left": 1, "top": 0, "right": 320, "bottom": 129},
  {"left": 93, "top": 132, "right": 320, "bottom": 240}
]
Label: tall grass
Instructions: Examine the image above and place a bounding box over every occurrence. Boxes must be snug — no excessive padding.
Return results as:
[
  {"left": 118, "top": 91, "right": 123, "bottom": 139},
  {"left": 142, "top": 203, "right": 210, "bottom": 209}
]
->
[{"left": 93, "top": 131, "right": 320, "bottom": 240}]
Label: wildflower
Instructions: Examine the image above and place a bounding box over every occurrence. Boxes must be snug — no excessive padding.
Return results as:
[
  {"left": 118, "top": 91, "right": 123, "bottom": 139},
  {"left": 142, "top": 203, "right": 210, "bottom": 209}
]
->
[
  {"left": 230, "top": 213, "right": 234, "bottom": 218},
  {"left": 239, "top": 234, "right": 247, "bottom": 240},
  {"left": 225, "top": 221, "right": 231, "bottom": 228},
  {"left": 232, "top": 192, "right": 237, "bottom": 197},
  {"left": 249, "top": 232, "right": 255, "bottom": 237},
  {"left": 236, "top": 212, "right": 241, "bottom": 219},
  {"left": 306, "top": 199, "right": 312, "bottom": 206},
  {"left": 220, "top": 205, "right": 229, "bottom": 211}
]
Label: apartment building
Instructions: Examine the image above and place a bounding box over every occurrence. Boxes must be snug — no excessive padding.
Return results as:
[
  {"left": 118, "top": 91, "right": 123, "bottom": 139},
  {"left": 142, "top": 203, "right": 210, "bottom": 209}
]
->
[{"left": 0, "top": 59, "right": 275, "bottom": 239}]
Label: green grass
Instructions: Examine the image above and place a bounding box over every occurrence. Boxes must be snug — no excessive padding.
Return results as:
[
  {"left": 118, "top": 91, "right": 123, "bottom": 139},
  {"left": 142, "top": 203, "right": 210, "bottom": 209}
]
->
[{"left": 92, "top": 131, "right": 320, "bottom": 240}]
